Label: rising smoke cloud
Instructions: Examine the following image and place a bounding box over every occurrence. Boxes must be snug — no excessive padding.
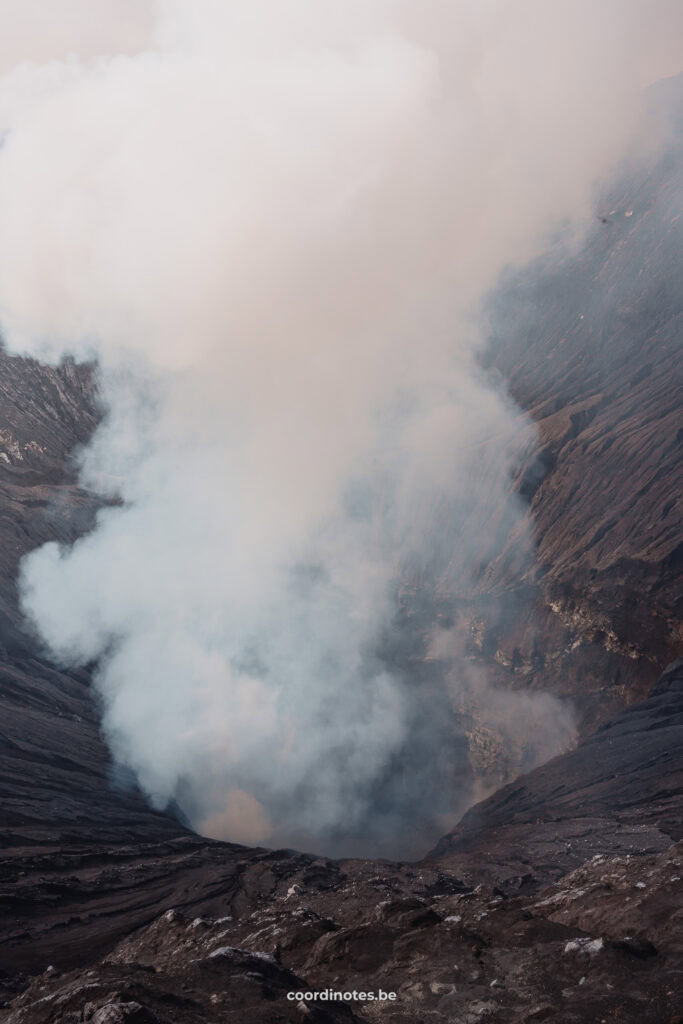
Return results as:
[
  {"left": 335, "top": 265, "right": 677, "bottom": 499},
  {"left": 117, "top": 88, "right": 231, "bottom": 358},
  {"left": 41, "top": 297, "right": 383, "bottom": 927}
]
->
[{"left": 0, "top": 0, "right": 678, "bottom": 856}]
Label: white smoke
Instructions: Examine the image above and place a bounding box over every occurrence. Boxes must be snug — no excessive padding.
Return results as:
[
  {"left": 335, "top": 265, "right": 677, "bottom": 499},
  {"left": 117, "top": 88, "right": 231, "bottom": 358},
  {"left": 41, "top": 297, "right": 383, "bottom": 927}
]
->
[
  {"left": 0, "top": 0, "right": 154, "bottom": 76},
  {"left": 0, "top": 0, "right": 678, "bottom": 855}
]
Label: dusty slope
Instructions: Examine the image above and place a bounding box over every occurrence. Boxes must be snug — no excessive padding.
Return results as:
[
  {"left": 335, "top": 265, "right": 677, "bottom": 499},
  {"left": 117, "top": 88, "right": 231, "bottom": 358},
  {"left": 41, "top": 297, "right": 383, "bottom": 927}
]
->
[{"left": 0, "top": 663, "right": 680, "bottom": 1023}]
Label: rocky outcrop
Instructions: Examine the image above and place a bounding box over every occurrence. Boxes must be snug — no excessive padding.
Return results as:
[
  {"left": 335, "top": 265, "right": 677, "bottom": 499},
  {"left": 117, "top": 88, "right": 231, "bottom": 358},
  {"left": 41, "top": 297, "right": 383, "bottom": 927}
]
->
[
  {"left": 2, "top": 839, "right": 681, "bottom": 1023},
  {"left": 463, "top": 101, "right": 683, "bottom": 730},
  {"left": 1, "top": 662, "right": 681, "bottom": 1022},
  {"left": 0, "top": 350, "right": 193, "bottom": 856},
  {"left": 0, "top": 354, "right": 97, "bottom": 655},
  {"left": 429, "top": 658, "right": 683, "bottom": 884}
]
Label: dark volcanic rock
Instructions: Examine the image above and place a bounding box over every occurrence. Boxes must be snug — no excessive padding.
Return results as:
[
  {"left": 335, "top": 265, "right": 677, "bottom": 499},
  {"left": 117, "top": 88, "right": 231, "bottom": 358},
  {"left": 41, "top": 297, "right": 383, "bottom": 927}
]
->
[
  {"left": 429, "top": 659, "right": 683, "bottom": 885},
  {"left": 1, "top": 666, "right": 681, "bottom": 1023},
  {"left": 2, "top": 844, "right": 680, "bottom": 1023},
  {"left": 0, "top": 348, "right": 195, "bottom": 852},
  {"left": 3, "top": 937, "right": 359, "bottom": 1023},
  {"left": 466, "top": 102, "right": 683, "bottom": 729},
  {"left": 0, "top": 352, "right": 97, "bottom": 656}
]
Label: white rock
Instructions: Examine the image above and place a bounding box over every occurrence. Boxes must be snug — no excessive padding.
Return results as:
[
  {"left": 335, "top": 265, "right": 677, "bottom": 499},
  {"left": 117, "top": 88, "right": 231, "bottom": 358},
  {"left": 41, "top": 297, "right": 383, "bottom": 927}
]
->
[{"left": 564, "top": 937, "right": 604, "bottom": 955}]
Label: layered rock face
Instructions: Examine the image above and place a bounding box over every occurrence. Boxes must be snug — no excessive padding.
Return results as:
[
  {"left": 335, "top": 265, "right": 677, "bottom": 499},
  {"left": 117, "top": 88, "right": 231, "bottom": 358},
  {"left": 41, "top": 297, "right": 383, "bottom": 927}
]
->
[
  {"left": 430, "top": 658, "right": 683, "bottom": 879},
  {"left": 0, "top": 353, "right": 190, "bottom": 851},
  {"left": 461, "top": 105, "right": 683, "bottom": 733}
]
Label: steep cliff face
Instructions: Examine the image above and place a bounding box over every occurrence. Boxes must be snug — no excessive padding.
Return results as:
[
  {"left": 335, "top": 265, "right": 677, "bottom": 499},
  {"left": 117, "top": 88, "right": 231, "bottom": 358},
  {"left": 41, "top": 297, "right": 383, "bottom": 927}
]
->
[
  {"left": 452, "top": 115, "right": 683, "bottom": 736},
  {"left": 0, "top": 352, "right": 192, "bottom": 851},
  {"left": 430, "top": 658, "right": 683, "bottom": 878},
  {"left": 0, "top": 355, "right": 96, "bottom": 653}
]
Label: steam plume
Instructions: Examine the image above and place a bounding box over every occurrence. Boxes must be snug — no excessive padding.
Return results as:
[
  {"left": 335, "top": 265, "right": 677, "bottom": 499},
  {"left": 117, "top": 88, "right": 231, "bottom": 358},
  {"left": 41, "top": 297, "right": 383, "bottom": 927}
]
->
[{"left": 0, "top": 0, "right": 678, "bottom": 855}]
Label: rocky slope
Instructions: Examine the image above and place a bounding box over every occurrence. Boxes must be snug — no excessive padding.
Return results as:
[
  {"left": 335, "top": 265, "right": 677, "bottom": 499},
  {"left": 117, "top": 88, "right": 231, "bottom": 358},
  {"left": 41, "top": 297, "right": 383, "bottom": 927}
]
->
[
  {"left": 0, "top": 661, "right": 680, "bottom": 1023},
  {"left": 0, "top": 353, "right": 191, "bottom": 852},
  {"left": 430, "top": 658, "right": 683, "bottom": 882},
  {"left": 462, "top": 95, "right": 683, "bottom": 732}
]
